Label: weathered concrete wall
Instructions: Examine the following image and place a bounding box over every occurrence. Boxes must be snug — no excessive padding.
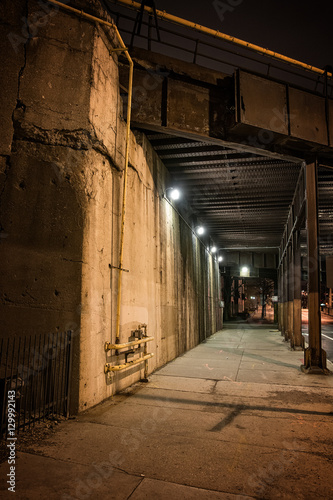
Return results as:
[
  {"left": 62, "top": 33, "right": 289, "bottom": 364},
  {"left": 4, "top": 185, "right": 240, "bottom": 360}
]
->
[
  {"left": 0, "top": 0, "right": 222, "bottom": 412},
  {"left": 108, "top": 131, "right": 222, "bottom": 399}
]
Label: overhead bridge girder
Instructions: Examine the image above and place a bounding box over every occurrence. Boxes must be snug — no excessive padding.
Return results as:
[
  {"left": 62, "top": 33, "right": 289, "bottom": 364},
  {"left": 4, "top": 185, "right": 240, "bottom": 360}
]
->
[
  {"left": 234, "top": 71, "right": 332, "bottom": 148},
  {"left": 120, "top": 48, "right": 333, "bottom": 164}
]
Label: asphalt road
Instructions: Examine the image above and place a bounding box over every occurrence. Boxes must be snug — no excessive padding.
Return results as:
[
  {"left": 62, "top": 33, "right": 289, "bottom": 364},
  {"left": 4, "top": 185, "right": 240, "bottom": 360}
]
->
[{"left": 302, "top": 309, "right": 333, "bottom": 363}]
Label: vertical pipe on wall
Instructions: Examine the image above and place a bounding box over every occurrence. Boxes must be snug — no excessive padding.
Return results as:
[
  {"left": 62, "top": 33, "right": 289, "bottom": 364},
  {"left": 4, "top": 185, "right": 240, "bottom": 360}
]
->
[
  {"left": 111, "top": 46, "right": 133, "bottom": 344},
  {"left": 45, "top": 1, "right": 134, "bottom": 344}
]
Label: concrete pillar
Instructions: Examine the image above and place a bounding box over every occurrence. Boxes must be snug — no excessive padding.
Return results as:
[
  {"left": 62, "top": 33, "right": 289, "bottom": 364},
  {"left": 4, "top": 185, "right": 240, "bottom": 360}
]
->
[
  {"left": 293, "top": 230, "right": 303, "bottom": 349},
  {"left": 302, "top": 162, "right": 327, "bottom": 372}
]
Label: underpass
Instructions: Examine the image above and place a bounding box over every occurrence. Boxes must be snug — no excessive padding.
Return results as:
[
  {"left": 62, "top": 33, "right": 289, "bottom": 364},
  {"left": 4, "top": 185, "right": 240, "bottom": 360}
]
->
[
  {"left": 1, "top": 321, "right": 332, "bottom": 499},
  {"left": 1, "top": 1, "right": 333, "bottom": 498}
]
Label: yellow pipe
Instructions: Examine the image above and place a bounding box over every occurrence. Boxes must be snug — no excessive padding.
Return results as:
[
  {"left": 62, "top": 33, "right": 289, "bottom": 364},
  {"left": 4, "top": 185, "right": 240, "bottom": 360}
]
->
[
  {"left": 105, "top": 336, "right": 154, "bottom": 351},
  {"left": 105, "top": 353, "right": 154, "bottom": 372},
  {"left": 115, "top": 0, "right": 332, "bottom": 79},
  {"left": 47, "top": 1, "right": 134, "bottom": 343},
  {"left": 116, "top": 58, "right": 133, "bottom": 342}
]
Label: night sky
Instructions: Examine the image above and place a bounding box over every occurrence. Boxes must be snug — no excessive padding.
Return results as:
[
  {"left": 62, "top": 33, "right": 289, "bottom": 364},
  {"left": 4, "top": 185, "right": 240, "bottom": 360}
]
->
[{"left": 153, "top": 0, "right": 333, "bottom": 70}]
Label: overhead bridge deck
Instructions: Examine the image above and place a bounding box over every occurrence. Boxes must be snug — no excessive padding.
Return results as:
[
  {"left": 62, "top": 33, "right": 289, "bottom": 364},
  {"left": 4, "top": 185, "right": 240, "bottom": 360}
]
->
[
  {"left": 120, "top": 47, "right": 333, "bottom": 165},
  {"left": 108, "top": 0, "right": 333, "bottom": 373}
]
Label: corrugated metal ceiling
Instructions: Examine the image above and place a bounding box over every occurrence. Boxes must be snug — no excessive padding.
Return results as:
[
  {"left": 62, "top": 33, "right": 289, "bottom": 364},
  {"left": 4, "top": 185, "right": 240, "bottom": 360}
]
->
[{"left": 145, "top": 132, "right": 302, "bottom": 250}]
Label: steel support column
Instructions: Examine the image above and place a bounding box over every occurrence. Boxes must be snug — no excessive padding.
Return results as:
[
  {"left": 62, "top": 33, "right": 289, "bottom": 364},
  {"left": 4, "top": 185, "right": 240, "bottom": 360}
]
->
[
  {"left": 302, "top": 162, "right": 327, "bottom": 372},
  {"left": 278, "top": 264, "right": 282, "bottom": 331},
  {"left": 283, "top": 252, "right": 289, "bottom": 341},
  {"left": 287, "top": 239, "right": 294, "bottom": 341},
  {"left": 273, "top": 275, "right": 278, "bottom": 324},
  {"left": 292, "top": 230, "right": 303, "bottom": 349},
  {"left": 280, "top": 257, "right": 285, "bottom": 335}
]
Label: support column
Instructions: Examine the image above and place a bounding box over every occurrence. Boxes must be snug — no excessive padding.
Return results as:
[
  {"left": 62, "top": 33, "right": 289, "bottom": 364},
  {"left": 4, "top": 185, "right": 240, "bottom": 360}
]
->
[
  {"left": 278, "top": 264, "right": 282, "bottom": 331},
  {"left": 223, "top": 274, "right": 232, "bottom": 321},
  {"left": 288, "top": 241, "right": 294, "bottom": 342},
  {"left": 283, "top": 252, "right": 289, "bottom": 341},
  {"left": 280, "top": 260, "right": 284, "bottom": 335},
  {"left": 273, "top": 276, "right": 278, "bottom": 323},
  {"left": 302, "top": 162, "right": 327, "bottom": 372},
  {"left": 293, "top": 230, "right": 303, "bottom": 349}
]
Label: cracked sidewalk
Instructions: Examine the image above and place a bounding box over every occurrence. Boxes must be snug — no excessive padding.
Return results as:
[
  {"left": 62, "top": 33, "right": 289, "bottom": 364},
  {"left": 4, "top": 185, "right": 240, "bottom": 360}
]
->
[{"left": 1, "top": 322, "right": 333, "bottom": 499}]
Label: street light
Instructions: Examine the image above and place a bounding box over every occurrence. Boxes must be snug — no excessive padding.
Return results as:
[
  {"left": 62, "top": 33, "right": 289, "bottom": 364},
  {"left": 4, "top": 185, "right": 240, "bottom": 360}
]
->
[
  {"left": 196, "top": 226, "right": 205, "bottom": 235},
  {"left": 211, "top": 246, "right": 217, "bottom": 253},
  {"left": 164, "top": 187, "right": 181, "bottom": 201},
  {"left": 240, "top": 266, "right": 250, "bottom": 277},
  {"left": 218, "top": 256, "right": 223, "bottom": 262}
]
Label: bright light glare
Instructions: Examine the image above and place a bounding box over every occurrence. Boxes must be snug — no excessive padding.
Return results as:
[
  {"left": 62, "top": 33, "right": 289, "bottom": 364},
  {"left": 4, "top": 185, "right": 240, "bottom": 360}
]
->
[
  {"left": 241, "top": 266, "right": 249, "bottom": 275},
  {"left": 170, "top": 188, "right": 180, "bottom": 200},
  {"left": 211, "top": 246, "right": 217, "bottom": 253},
  {"left": 218, "top": 256, "right": 223, "bottom": 262},
  {"left": 197, "top": 226, "right": 205, "bottom": 235}
]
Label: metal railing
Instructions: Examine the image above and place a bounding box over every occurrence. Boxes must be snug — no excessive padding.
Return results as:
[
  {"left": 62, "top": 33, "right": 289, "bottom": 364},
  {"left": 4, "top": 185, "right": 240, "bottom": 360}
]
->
[
  {"left": 106, "top": 0, "right": 333, "bottom": 97},
  {"left": 0, "top": 331, "right": 73, "bottom": 439}
]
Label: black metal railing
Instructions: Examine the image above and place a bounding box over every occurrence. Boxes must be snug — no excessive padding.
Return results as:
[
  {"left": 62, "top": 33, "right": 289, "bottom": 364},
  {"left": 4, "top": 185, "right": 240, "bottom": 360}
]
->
[
  {"left": 106, "top": 1, "right": 333, "bottom": 97},
  {"left": 0, "top": 331, "right": 72, "bottom": 439}
]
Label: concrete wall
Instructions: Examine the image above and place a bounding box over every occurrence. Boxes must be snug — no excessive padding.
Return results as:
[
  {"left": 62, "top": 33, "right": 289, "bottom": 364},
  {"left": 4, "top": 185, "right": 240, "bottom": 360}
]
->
[{"left": 0, "top": 0, "right": 222, "bottom": 412}]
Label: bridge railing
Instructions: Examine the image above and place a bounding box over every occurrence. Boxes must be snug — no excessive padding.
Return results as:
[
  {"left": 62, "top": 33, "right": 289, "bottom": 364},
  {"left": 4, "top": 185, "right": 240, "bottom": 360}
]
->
[{"left": 106, "top": 0, "right": 332, "bottom": 97}]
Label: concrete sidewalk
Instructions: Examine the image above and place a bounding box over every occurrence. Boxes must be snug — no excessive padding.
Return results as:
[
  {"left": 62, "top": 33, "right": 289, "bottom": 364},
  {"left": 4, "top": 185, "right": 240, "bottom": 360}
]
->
[{"left": 1, "top": 323, "right": 333, "bottom": 499}]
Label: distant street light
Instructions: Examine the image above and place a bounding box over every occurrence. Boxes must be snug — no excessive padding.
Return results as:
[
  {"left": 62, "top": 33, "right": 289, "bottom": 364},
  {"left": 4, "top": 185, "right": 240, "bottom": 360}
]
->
[{"left": 240, "top": 266, "right": 250, "bottom": 277}]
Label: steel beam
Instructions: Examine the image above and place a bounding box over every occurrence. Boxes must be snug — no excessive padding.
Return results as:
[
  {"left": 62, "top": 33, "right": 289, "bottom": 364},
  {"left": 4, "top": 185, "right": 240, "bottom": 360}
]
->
[
  {"left": 293, "top": 230, "right": 303, "bottom": 349},
  {"left": 278, "top": 263, "right": 282, "bottom": 331},
  {"left": 283, "top": 251, "right": 289, "bottom": 341},
  {"left": 302, "top": 162, "right": 327, "bottom": 372},
  {"left": 287, "top": 241, "right": 294, "bottom": 341},
  {"left": 278, "top": 166, "right": 306, "bottom": 344}
]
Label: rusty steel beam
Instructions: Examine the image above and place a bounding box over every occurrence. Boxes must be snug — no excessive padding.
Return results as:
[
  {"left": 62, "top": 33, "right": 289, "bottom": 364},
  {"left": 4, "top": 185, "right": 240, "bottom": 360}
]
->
[
  {"left": 287, "top": 239, "right": 294, "bottom": 341},
  {"left": 292, "top": 230, "right": 303, "bottom": 349},
  {"left": 302, "top": 162, "right": 327, "bottom": 372},
  {"left": 282, "top": 261, "right": 287, "bottom": 337},
  {"left": 278, "top": 263, "right": 282, "bottom": 332},
  {"left": 122, "top": 54, "right": 333, "bottom": 161},
  {"left": 278, "top": 167, "right": 306, "bottom": 268}
]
